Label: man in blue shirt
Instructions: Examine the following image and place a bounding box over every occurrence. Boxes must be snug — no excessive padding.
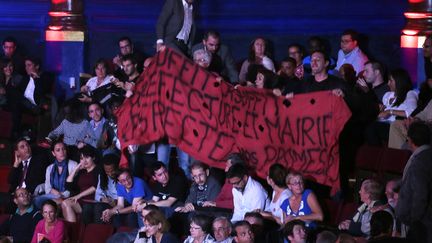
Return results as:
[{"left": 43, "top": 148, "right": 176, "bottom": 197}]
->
[{"left": 101, "top": 168, "right": 152, "bottom": 228}]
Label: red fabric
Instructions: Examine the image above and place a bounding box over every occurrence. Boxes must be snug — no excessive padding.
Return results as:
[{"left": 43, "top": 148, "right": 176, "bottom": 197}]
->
[
  {"left": 215, "top": 181, "right": 234, "bottom": 209},
  {"left": 117, "top": 48, "right": 351, "bottom": 194}
]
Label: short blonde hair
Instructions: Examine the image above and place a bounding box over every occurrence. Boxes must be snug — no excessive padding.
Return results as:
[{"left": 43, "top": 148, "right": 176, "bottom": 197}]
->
[{"left": 285, "top": 171, "right": 303, "bottom": 185}]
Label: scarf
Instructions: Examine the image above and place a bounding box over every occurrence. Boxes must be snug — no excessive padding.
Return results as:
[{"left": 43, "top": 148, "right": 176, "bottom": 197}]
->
[{"left": 50, "top": 160, "right": 69, "bottom": 192}]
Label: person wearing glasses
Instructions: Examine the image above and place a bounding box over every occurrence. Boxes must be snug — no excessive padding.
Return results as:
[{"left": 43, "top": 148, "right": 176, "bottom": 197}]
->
[
  {"left": 101, "top": 168, "right": 153, "bottom": 228},
  {"left": 226, "top": 163, "right": 269, "bottom": 223},
  {"left": 335, "top": 29, "right": 368, "bottom": 75},
  {"left": 0, "top": 188, "right": 42, "bottom": 243},
  {"left": 280, "top": 172, "right": 323, "bottom": 228},
  {"left": 184, "top": 214, "right": 216, "bottom": 243}
]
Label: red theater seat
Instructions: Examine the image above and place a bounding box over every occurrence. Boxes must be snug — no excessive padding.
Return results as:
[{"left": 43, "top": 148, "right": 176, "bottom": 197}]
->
[{"left": 81, "top": 224, "right": 114, "bottom": 243}]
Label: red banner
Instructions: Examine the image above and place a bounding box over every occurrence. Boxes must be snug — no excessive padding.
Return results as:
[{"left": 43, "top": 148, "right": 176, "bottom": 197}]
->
[{"left": 117, "top": 48, "right": 351, "bottom": 193}]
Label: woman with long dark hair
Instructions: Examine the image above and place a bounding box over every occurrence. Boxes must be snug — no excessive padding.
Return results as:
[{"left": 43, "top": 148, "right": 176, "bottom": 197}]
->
[{"left": 239, "top": 37, "right": 275, "bottom": 83}]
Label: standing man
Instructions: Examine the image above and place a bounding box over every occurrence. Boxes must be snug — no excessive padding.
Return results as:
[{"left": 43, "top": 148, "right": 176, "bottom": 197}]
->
[
  {"left": 335, "top": 29, "right": 368, "bottom": 75},
  {"left": 396, "top": 121, "right": 432, "bottom": 243},
  {"left": 156, "top": 0, "right": 196, "bottom": 56},
  {"left": 192, "top": 31, "right": 239, "bottom": 84}
]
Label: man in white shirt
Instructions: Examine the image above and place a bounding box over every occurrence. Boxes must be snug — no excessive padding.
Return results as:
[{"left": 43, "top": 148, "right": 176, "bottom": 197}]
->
[
  {"left": 335, "top": 29, "right": 369, "bottom": 75},
  {"left": 226, "top": 163, "right": 269, "bottom": 222}
]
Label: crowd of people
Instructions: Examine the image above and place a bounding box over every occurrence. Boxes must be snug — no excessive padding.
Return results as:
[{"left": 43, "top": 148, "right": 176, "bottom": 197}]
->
[{"left": 0, "top": 0, "right": 432, "bottom": 242}]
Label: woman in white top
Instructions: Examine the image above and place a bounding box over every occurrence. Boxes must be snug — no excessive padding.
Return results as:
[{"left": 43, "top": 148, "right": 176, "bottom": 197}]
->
[
  {"left": 379, "top": 68, "right": 418, "bottom": 122},
  {"left": 257, "top": 163, "right": 292, "bottom": 224},
  {"left": 239, "top": 37, "right": 275, "bottom": 83},
  {"left": 366, "top": 68, "right": 418, "bottom": 145},
  {"left": 79, "top": 59, "right": 114, "bottom": 103},
  {"left": 184, "top": 214, "right": 215, "bottom": 243}
]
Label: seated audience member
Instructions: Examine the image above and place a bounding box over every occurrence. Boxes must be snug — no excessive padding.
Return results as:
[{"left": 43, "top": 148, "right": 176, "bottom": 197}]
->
[
  {"left": 79, "top": 59, "right": 116, "bottom": 104},
  {"left": 355, "top": 61, "right": 390, "bottom": 126},
  {"left": 356, "top": 60, "right": 389, "bottom": 104},
  {"left": 287, "top": 43, "right": 305, "bottom": 80},
  {"left": 336, "top": 233, "right": 356, "bottom": 243},
  {"left": 61, "top": 145, "right": 99, "bottom": 223},
  {"left": 281, "top": 172, "right": 323, "bottom": 228},
  {"left": 19, "top": 56, "right": 52, "bottom": 114},
  {"left": 47, "top": 100, "right": 96, "bottom": 160},
  {"left": 34, "top": 140, "right": 78, "bottom": 209},
  {"left": 82, "top": 154, "right": 118, "bottom": 224},
  {"left": 8, "top": 137, "right": 46, "bottom": 195},
  {"left": 227, "top": 163, "right": 269, "bottom": 222},
  {"left": 1, "top": 37, "right": 25, "bottom": 75},
  {"left": 283, "top": 219, "right": 307, "bottom": 243},
  {"left": 254, "top": 67, "right": 277, "bottom": 89},
  {"left": 107, "top": 204, "right": 159, "bottom": 243},
  {"left": 335, "top": 29, "right": 369, "bottom": 75},
  {"left": 339, "top": 63, "right": 357, "bottom": 87},
  {"left": 316, "top": 230, "right": 337, "bottom": 243},
  {"left": 0, "top": 58, "right": 23, "bottom": 137},
  {"left": 111, "top": 54, "right": 141, "bottom": 99},
  {"left": 134, "top": 208, "right": 179, "bottom": 243},
  {"left": 175, "top": 162, "right": 221, "bottom": 213},
  {"left": 396, "top": 121, "right": 432, "bottom": 243},
  {"left": 411, "top": 36, "right": 432, "bottom": 116},
  {"left": 338, "top": 179, "right": 386, "bottom": 237},
  {"left": 31, "top": 200, "right": 66, "bottom": 243},
  {"left": 239, "top": 37, "right": 275, "bottom": 82},
  {"left": 112, "top": 37, "right": 145, "bottom": 82},
  {"left": 232, "top": 221, "right": 254, "bottom": 243},
  {"left": 371, "top": 179, "right": 406, "bottom": 237},
  {"left": 388, "top": 78, "right": 432, "bottom": 149},
  {"left": 0, "top": 188, "right": 42, "bottom": 243},
  {"left": 184, "top": 214, "right": 216, "bottom": 243},
  {"left": 102, "top": 168, "right": 153, "bottom": 228},
  {"left": 135, "top": 162, "right": 188, "bottom": 216},
  {"left": 366, "top": 68, "right": 418, "bottom": 146},
  {"left": 191, "top": 30, "right": 239, "bottom": 84},
  {"left": 276, "top": 57, "right": 302, "bottom": 94},
  {"left": 202, "top": 153, "right": 244, "bottom": 209},
  {"left": 193, "top": 49, "right": 213, "bottom": 69},
  {"left": 87, "top": 102, "right": 109, "bottom": 150},
  {"left": 257, "top": 163, "right": 291, "bottom": 224},
  {"left": 368, "top": 210, "right": 408, "bottom": 243},
  {"left": 243, "top": 212, "right": 265, "bottom": 242},
  {"left": 212, "top": 216, "right": 233, "bottom": 243}
]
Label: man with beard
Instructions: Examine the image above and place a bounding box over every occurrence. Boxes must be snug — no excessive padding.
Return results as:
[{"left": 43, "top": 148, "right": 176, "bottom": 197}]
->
[{"left": 191, "top": 31, "right": 238, "bottom": 84}]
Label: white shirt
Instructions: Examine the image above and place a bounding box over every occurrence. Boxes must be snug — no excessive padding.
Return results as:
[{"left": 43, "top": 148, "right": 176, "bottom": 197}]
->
[
  {"left": 336, "top": 47, "right": 369, "bottom": 75},
  {"left": 231, "top": 176, "right": 269, "bottom": 222},
  {"left": 381, "top": 90, "right": 418, "bottom": 122},
  {"left": 216, "top": 237, "right": 233, "bottom": 243},
  {"left": 265, "top": 188, "right": 292, "bottom": 222},
  {"left": 24, "top": 77, "right": 37, "bottom": 105},
  {"left": 176, "top": 0, "right": 193, "bottom": 43},
  {"left": 85, "top": 75, "right": 113, "bottom": 93}
]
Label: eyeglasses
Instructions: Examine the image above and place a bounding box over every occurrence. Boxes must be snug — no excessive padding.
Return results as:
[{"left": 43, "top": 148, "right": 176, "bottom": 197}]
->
[
  {"left": 229, "top": 178, "right": 243, "bottom": 186},
  {"left": 16, "top": 192, "right": 30, "bottom": 198},
  {"left": 289, "top": 180, "right": 303, "bottom": 186},
  {"left": 118, "top": 175, "right": 132, "bottom": 184},
  {"left": 190, "top": 225, "right": 202, "bottom": 230},
  {"left": 192, "top": 173, "right": 206, "bottom": 181}
]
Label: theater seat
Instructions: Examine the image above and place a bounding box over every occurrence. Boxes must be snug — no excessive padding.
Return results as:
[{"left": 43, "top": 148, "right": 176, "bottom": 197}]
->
[
  {"left": 64, "top": 221, "right": 84, "bottom": 243},
  {"left": 321, "top": 199, "right": 342, "bottom": 226},
  {"left": 337, "top": 202, "right": 360, "bottom": 223},
  {"left": 379, "top": 147, "right": 411, "bottom": 174},
  {"left": 81, "top": 224, "right": 114, "bottom": 243},
  {"left": 355, "top": 145, "right": 383, "bottom": 171}
]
